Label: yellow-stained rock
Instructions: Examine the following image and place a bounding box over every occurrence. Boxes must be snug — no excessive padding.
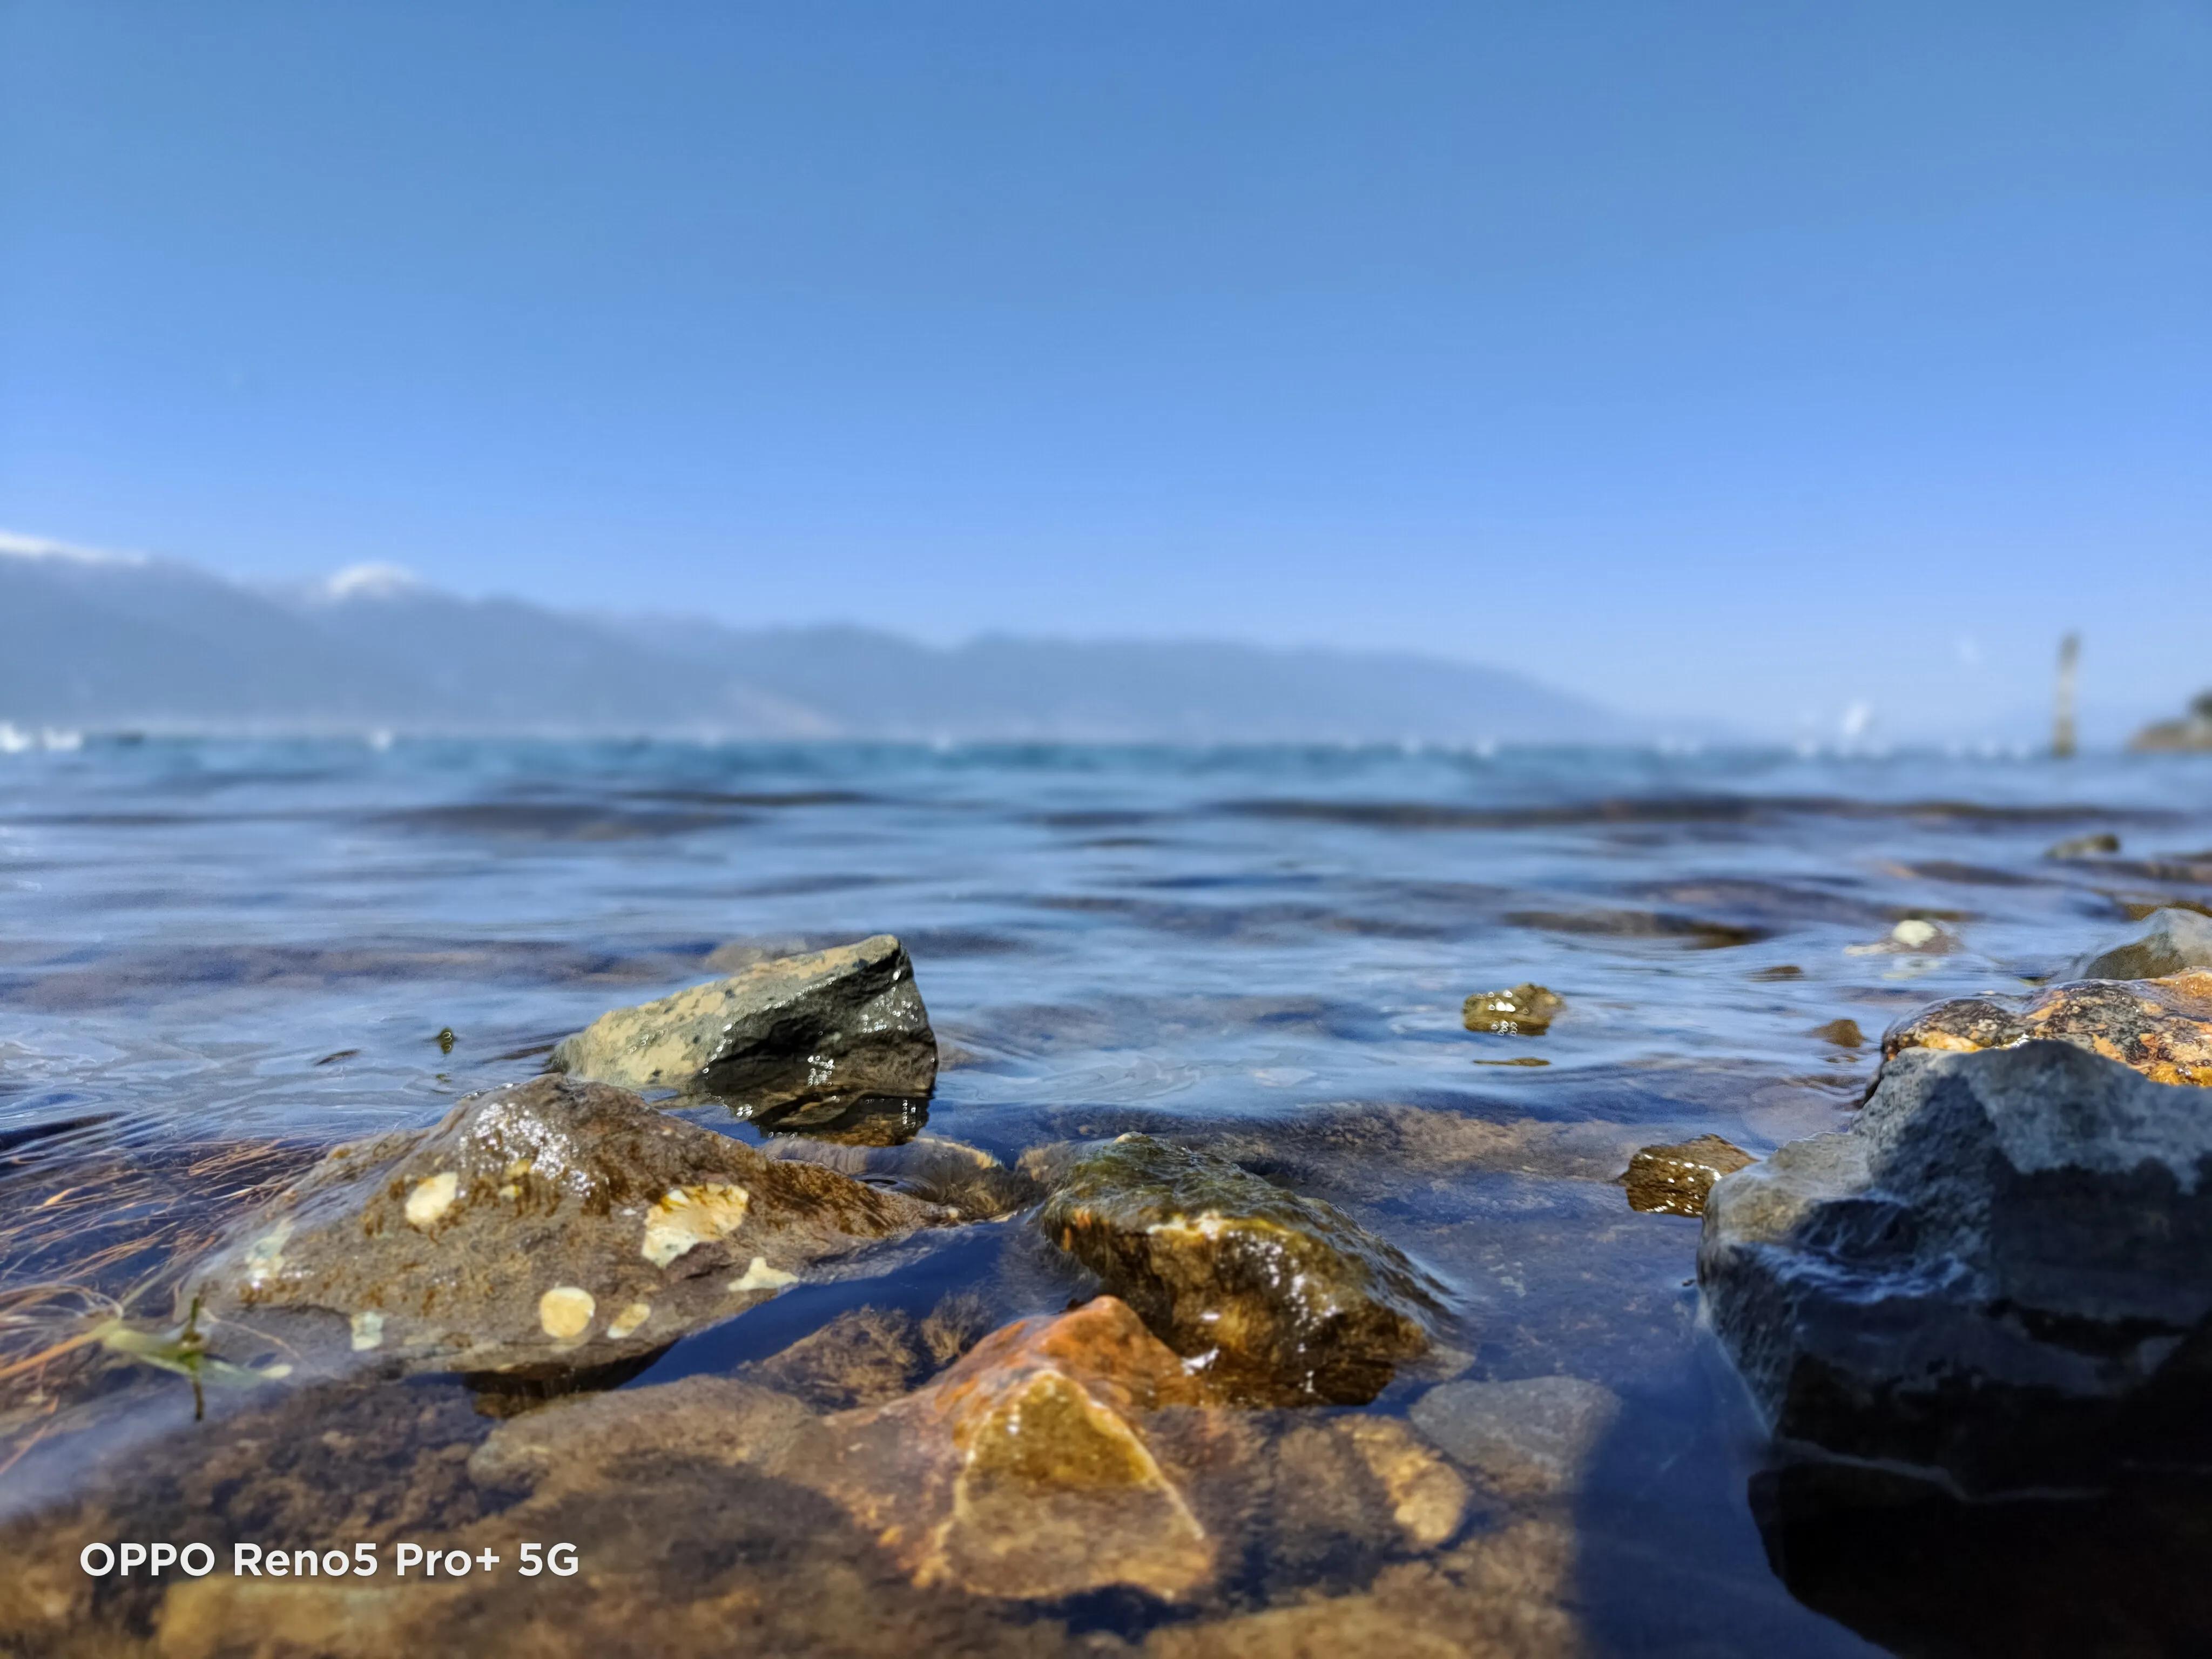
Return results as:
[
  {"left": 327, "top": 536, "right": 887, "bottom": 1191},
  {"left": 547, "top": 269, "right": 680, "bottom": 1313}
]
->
[
  {"left": 1883, "top": 971, "right": 2212, "bottom": 1087},
  {"left": 817, "top": 1296, "right": 1223, "bottom": 1601}
]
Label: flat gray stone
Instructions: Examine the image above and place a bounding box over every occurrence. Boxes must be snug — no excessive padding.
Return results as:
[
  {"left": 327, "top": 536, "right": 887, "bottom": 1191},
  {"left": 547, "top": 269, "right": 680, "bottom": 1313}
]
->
[{"left": 2074, "top": 907, "right": 2212, "bottom": 981}]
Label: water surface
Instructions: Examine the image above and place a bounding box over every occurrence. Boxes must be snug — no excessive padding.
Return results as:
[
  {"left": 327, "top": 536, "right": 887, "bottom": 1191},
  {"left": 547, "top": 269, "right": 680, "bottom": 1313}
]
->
[{"left": 4, "top": 739, "right": 2209, "bottom": 1654}]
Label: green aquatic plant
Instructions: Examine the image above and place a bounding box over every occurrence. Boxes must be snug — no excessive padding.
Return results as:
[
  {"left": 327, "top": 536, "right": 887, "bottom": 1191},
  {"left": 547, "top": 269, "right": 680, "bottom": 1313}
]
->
[{"left": 95, "top": 1296, "right": 289, "bottom": 1419}]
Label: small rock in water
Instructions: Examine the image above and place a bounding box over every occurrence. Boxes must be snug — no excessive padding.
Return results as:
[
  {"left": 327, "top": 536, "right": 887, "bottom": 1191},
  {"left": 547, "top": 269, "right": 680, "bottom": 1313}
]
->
[
  {"left": 1408, "top": 1375, "right": 1622, "bottom": 1499},
  {"left": 184, "top": 1075, "right": 953, "bottom": 1377},
  {"left": 1883, "top": 969, "right": 2212, "bottom": 1086},
  {"left": 1752, "top": 963, "right": 1806, "bottom": 981},
  {"left": 1699, "top": 1041, "right": 2212, "bottom": 1492},
  {"left": 1462, "top": 982, "right": 1565, "bottom": 1036},
  {"left": 2073, "top": 907, "right": 2212, "bottom": 982},
  {"left": 1616, "top": 1134, "right": 1756, "bottom": 1216},
  {"left": 2046, "top": 831, "right": 2121, "bottom": 860},
  {"left": 1034, "top": 1134, "right": 1444, "bottom": 1404},
  {"left": 1845, "top": 918, "right": 1958, "bottom": 956},
  {"left": 1809, "top": 1018, "right": 1864, "bottom": 1048},
  {"left": 547, "top": 934, "right": 936, "bottom": 1116}
]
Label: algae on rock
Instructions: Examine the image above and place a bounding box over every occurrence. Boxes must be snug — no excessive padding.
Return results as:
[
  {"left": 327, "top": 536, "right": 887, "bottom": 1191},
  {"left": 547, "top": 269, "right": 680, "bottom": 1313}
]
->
[
  {"left": 184, "top": 1075, "right": 953, "bottom": 1378},
  {"left": 1882, "top": 969, "right": 2212, "bottom": 1086},
  {"left": 1035, "top": 1134, "right": 1443, "bottom": 1404}
]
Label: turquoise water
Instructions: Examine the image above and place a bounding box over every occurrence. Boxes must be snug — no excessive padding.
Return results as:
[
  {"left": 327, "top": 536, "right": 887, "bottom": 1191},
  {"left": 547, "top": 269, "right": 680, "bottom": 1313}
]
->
[{"left": 4, "top": 739, "right": 2209, "bottom": 1653}]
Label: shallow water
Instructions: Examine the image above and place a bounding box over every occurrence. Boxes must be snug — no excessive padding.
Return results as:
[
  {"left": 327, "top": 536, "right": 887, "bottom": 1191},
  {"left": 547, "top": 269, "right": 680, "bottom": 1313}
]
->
[{"left": 3, "top": 739, "right": 2210, "bottom": 1655}]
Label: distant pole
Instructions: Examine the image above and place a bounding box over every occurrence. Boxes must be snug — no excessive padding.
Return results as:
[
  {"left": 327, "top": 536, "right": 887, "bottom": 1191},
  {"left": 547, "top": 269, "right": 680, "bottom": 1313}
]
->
[{"left": 2054, "top": 632, "right": 2080, "bottom": 759}]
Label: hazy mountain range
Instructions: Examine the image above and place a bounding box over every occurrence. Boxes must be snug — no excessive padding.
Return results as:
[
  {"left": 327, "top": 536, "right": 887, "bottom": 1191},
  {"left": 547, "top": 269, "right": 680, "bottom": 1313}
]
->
[{"left": 0, "top": 535, "right": 1642, "bottom": 745}]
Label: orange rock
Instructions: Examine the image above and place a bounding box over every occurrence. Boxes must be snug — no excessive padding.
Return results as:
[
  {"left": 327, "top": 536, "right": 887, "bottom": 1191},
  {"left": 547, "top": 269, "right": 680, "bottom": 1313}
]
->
[
  {"left": 1883, "top": 971, "right": 2212, "bottom": 1087},
  {"left": 815, "top": 1297, "right": 1222, "bottom": 1601}
]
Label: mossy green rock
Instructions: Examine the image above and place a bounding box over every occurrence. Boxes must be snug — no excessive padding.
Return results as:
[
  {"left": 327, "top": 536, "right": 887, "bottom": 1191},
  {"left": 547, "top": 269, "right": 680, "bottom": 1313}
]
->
[{"left": 1037, "top": 1135, "right": 1443, "bottom": 1404}]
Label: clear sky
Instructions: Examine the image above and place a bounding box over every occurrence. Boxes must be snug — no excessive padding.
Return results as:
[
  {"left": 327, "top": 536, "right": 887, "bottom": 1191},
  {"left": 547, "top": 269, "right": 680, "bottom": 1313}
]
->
[{"left": 3, "top": 2, "right": 2206, "bottom": 739}]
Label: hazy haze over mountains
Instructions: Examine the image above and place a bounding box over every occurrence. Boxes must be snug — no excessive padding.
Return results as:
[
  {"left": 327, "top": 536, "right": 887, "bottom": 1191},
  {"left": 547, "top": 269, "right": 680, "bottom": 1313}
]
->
[{"left": 0, "top": 536, "right": 1638, "bottom": 745}]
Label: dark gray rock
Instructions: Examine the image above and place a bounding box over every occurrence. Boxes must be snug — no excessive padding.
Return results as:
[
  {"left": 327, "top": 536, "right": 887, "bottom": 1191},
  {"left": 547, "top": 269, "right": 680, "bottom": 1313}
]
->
[
  {"left": 548, "top": 934, "right": 937, "bottom": 1116},
  {"left": 1698, "top": 1041, "right": 2212, "bottom": 1491},
  {"left": 2074, "top": 907, "right": 2212, "bottom": 982},
  {"left": 185, "top": 1076, "right": 952, "bottom": 1378},
  {"left": 1034, "top": 1133, "right": 1443, "bottom": 1404}
]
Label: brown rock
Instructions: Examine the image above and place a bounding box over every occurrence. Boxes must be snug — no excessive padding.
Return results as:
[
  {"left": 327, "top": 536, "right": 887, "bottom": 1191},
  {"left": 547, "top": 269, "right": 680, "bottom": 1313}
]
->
[
  {"left": 1616, "top": 1134, "right": 1756, "bottom": 1216},
  {"left": 1145, "top": 1518, "right": 1580, "bottom": 1658},
  {"left": 1462, "top": 984, "right": 1566, "bottom": 1036},
  {"left": 548, "top": 934, "right": 937, "bottom": 1116},
  {"left": 1035, "top": 1135, "right": 1443, "bottom": 1405},
  {"left": 741, "top": 1295, "right": 993, "bottom": 1410},
  {"left": 1882, "top": 971, "right": 2212, "bottom": 1087},
  {"left": 184, "top": 1075, "right": 952, "bottom": 1377},
  {"left": 814, "top": 1297, "right": 1223, "bottom": 1600},
  {"left": 467, "top": 1374, "right": 823, "bottom": 1494},
  {"left": 1810, "top": 1019, "right": 1864, "bottom": 1048}
]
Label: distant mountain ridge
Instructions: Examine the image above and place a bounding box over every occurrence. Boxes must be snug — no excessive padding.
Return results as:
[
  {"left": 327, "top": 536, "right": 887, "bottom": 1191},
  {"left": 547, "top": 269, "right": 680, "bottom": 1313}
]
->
[{"left": 0, "top": 536, "right": 1638, "bottom": 744}]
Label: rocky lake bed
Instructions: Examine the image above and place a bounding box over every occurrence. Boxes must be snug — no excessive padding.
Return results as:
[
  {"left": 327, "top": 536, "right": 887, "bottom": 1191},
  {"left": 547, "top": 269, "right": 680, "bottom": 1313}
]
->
[{"left": 3, "top": 741, "right": 2212, "bottom": 1656}]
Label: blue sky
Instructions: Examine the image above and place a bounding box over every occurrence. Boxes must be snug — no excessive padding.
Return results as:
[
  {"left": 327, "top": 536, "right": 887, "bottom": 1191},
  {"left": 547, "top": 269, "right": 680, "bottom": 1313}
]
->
[{"left": 3, "top": 2, "right": 2206, "bottom": 738}]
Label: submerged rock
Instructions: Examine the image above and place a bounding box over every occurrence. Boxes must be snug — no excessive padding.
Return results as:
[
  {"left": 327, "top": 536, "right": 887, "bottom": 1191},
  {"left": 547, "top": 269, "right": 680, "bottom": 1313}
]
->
[
  {"left": 1408, "top": 1375, "right": 1622, "bottom": 1499},
  {"left": 773, "top": 1134, "right": 1042, "bottom": 1220},
  {"left": 185, "top": 1076, "right": 951, "bottom": 1377},
  {"left": 1882, "top": 969, "right": 2212, "bottom": 1086},
  {"left": 1461, "top": 983, "right": 1564, "bottom": 1036},
  {"left": 1699, "top": 1041, "right": 2212, "bottom": 1492},
  {"left": 814, "top": 1296, "right": 1224, "bottom": 1600},
  {"left": 2073, "top": 907, "right": 2212, "bottom": 982},
  {"left": 1035, "top": 1135, "right": 1443, "bottom": 1405},
  {"left": 1616, "top": 1134, "right": 1755, "bottom": 1216},
  {"left": 1809, "top": 1018, "right": 1864, "bottom": 1048},
  {"left": 548, "top": 934, "right": 937, "bottom": 1115},
  {"left": 741, "top": 1297, "right": 994, "bottom": 1410}
]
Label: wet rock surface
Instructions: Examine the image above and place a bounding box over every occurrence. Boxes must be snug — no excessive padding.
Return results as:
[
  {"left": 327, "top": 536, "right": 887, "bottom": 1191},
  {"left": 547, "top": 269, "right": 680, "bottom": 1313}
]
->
[
  {"left": 1462, "top": 983, "right": 1565, "bottom": 1035},
  {"left": 2073, "top": 906, "right": 2212, "bottom": 981},
  {"left": 1699, "top": 1041, "right": 2212, "bottom": 1491},
  {"left": 184, "top": 1075, "right": 953, "bottom": 1378},
  {"left": 741, "top": 1297, "right": 993, "bottom": 1408},
  {"left": 773, "top": 1133, "right": 1043, "bottom": 1220},
  {"left": 1034, "top": 1135, "right": 1444, "bottom": 1404},
  {"left": 807, "top": 1296, "right": 1228, "bottom": 1600},
  {"left": 1881, "top": 968, "right": 2212, "bottom": 1086},
  {"left": 548, "top": 934, "right": 938, "bottom": 1115},
  {"left": 1616, "top": 1134, "right": 1755, "bottom": 1216}
]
